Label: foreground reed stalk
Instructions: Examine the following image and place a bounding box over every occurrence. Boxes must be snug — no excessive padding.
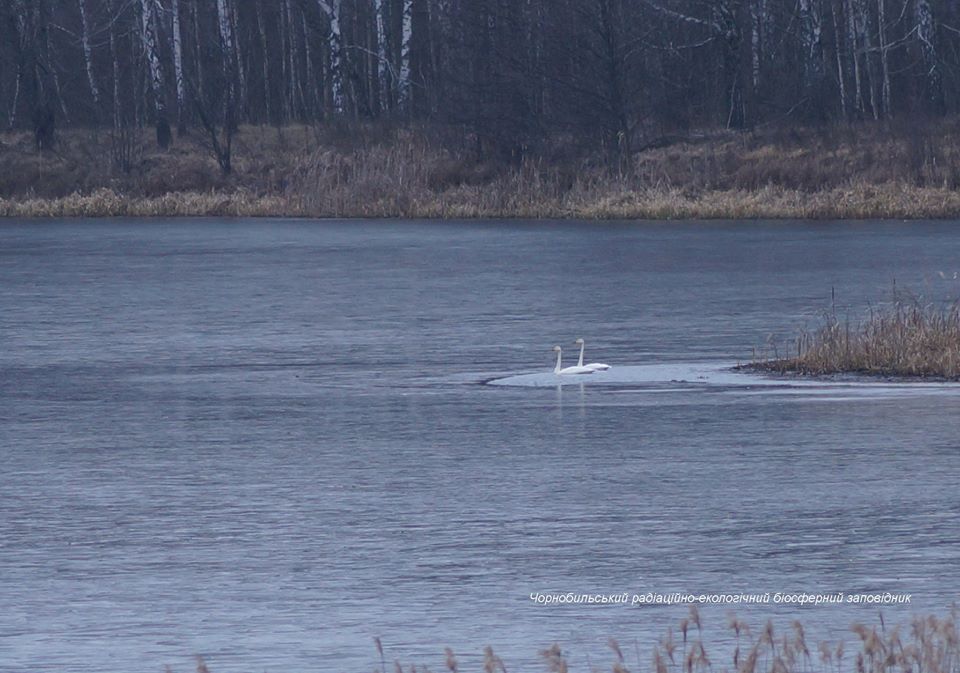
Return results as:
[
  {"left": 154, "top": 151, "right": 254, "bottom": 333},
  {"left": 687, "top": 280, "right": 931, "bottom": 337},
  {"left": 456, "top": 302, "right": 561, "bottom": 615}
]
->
[
  {"left": 751, "top": 297, "right": 960, "bottom": 379},
  {"left": 178, "top": 610, "right": 959, "bottom": 673}
]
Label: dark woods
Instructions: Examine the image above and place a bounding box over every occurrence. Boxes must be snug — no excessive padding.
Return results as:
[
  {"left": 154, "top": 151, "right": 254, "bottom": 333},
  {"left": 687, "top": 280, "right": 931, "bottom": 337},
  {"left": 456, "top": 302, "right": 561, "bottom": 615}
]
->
[{"left": 2, "top": 0, "right": 959, "bottom": 168}]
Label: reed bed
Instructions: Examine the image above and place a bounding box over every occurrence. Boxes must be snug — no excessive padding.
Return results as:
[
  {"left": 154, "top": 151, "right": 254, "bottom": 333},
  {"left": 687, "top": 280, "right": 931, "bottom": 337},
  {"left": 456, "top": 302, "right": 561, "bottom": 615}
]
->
[
  {"left": 752, "top": 295, "right": 960, "bottom": 379},
  {"left": 398, "top": 610, "right": 958, "bottom": 673},
  {"left": 5, "top": 121, "right": 960, "bottom": 219},
  {"left": 176, "top": 610, "right": 960, "bottom": 673},
  {"left": 6, "top": 183, "right": 960, "bottom": 220}
]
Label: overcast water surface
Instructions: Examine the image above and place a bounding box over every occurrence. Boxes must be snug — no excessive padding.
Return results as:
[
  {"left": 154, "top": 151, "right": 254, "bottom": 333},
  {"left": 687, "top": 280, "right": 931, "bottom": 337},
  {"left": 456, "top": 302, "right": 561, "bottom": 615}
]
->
[{"left": 1, "top": 219, "right": 959, "bottom": 673}]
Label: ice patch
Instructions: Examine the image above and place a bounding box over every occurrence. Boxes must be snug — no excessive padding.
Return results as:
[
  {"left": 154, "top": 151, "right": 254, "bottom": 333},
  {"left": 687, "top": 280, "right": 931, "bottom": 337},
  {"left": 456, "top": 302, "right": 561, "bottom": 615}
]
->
[
  {"left": 487, "top": 363, "right": 780, "bottom": 388},
  {"left": 485, "top": 362, "right": 960, "bottom": 399}
]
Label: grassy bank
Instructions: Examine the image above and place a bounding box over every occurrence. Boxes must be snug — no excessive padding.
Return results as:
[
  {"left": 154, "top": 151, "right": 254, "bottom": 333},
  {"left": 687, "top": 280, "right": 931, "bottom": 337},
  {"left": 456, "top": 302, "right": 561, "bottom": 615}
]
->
[
  {"left": 750, "top": 295, "right": 960, "bottom": 379},
  {"left": 5, "top": 121, "right": 960, "bottom": 218}
]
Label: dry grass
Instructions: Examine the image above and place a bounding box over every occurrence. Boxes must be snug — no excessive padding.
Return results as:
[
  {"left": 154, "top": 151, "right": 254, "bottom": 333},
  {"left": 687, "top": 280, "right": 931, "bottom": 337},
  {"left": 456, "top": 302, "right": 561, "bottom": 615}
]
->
[
  {"left": 5, "top": 121, "right": 960, "bottom": 218},
  {"left": 6, "top": 182, "right": 960, "bottom": 219},
  {"left": 177, "top": 611, "right": 959, "bottom": 673},
  {"left": 489, "top": 612, "right": 958, "bottom": 673},
  {"left": 752, "top": 293, "right": 960, "bottom": 379}
]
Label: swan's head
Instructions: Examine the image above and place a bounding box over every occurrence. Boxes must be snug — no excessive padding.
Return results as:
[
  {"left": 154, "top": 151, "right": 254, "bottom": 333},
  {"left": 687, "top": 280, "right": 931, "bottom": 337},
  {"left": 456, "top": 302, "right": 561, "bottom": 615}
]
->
[
  {"left": 574, "top": 338, "right": 584, "bottom": 345},
  {"left": 553, "top": 345, "right": 561, "bottom": 352}
]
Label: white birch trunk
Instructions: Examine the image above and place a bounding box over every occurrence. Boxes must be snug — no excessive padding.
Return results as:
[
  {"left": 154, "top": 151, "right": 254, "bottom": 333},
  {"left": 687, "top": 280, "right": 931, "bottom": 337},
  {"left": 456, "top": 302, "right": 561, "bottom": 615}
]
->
[
  {"left": 846, "top": 0, "right": 864, "bottom": 115},
  {"left": 375, "top": 0, "right": 389, "bottom": 110},
  {"left": 915, "top": 0, "right": 942, "bottom": 109},
  {"left": 139, "top": 0, "right": 169, "bottom": 145},
  {"left": 876, "top": 0, "right": 891, "bottom": 115},
  {"left": 831, "top": 0, "right": 847, "bottom": 117},
  {"left": 7, "top": 5, "right": 25, "bottom": 130},
  {"left": 398, "top": 0, "right": 413, "bottom": 110},
  {"left": 77, "top": 0, "right": 100, "bottom": 106},
  {"left": 799, "top": 0, "right": 823, "bottom": 86},
  {"left": 751, "top": 0, "right": 761, "bottom": 89},
  {"left": 171, "top": 0, "right": 186, "bottom": 131},
  {"left": 317, "top": 0, "right": 344, "bottom": 114}
]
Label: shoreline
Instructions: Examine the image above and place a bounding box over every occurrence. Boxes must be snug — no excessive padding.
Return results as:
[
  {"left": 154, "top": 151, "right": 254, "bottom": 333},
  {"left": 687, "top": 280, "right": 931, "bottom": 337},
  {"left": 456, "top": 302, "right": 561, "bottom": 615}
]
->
[
  {"left": 4, "top": 184, "right": 960, "bottom": 220},
  {"left": 736, "top": 362, "right": 960, "bottom": 383},
  {"left": 6, "top": 122, "right": 960, "bottom": 220}
]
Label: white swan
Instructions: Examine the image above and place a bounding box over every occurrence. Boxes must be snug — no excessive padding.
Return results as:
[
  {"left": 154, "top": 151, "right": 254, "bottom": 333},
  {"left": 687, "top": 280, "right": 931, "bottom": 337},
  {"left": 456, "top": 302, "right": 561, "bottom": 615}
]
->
[
  {"left": 575, "top": 338, "right": 611, "bottom": 371},
  {"left": 553, "top": 346, "right": 594, "bottom": 375}
]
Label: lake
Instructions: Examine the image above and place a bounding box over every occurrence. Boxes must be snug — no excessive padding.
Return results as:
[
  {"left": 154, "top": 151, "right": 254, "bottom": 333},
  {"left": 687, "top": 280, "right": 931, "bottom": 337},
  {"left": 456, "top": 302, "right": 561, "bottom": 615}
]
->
[{"left": 1, "top": 219, "right": 959, "bottom": 673}]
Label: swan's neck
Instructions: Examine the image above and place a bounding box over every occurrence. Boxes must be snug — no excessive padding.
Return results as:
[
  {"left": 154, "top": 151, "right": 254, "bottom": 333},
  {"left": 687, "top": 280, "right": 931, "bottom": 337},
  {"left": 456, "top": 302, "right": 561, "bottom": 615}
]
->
[
  {"left": 577, "top": 342, "right": 585, "bottom": 367},
  {"left": 554, "top": 349, "right": 562, "bottom": 374}
]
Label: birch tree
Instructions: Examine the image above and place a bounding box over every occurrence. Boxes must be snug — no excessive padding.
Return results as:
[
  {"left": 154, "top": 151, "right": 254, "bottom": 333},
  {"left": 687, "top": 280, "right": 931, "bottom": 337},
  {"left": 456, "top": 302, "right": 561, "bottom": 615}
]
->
[
  {"left": 255, "top": 0, "right": 272, "bottom": 122},
  {"left": 830, "top": 0, "right": 848, "bottom": 117},
  {"left": 6, "top": 0, "right": 28, "bottom": 131},
  {"left": 846, "top": 0, "right": 866, "bottom": 117},
  {"left": 798, "top": 0, "right": 825, "bottom": 111},
  {"left": 643, "top": 0, "right": 748, "bottom": 128},
  {"left": 876, "top": 0, "right": 892, "bottom": 115},
  {"left": 139, "top": 0, "right": 171, "bottom": 147},
  {"left": 78, "top": 0, "right": 101, "bottom": 109},
  {"left": 191, "top": 0, "right": 205, "bottom": 104},
  {"left": 41, "top": 0, "right": 69, "bottom": 124},
  {"left": 3, "top": 0, "right": 960, "bottom": 143},
  {"left": 750, "top": 0, "right": 762, "bottom": 90},
  {"left": 317, "top": 0, "right": 344, "bottom": 114},
  {"left": 216, "top": 0, "right": 237, "bottom": 125},
  {"left": 853, "top": 0, "right": 880, "bottom": 119},
  {"left": 230, "top": 0, "right": 248, "bottom": 117},
  {"left": 915, "top": 0, "right": 944, "bottom": 111},
  {"left": 374, "top": 0, "right": 389, "bottom": 111},
  {"left": 106, "top": 0, "right": 122, "bottom": 129},
  {"left": 170, "top": 0, "right": 186, "bottom": 133},
  {"left": 398, "top": 0, "right": 413, "bottom": 111}
]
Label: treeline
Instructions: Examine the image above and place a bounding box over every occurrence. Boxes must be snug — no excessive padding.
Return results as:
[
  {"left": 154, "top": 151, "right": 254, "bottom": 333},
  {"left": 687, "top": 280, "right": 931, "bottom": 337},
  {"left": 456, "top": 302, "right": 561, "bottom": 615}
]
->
[{"left": 3, "top": 0, "right": 960, "bottom": 166}]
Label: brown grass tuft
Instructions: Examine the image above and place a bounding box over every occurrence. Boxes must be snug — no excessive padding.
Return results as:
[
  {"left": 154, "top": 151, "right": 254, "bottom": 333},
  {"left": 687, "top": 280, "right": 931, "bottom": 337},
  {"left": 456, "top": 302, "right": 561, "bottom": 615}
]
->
[
  {"left": 355, "top": 613, "right": 960, "bottom": 673},
  {"left": 540, "top": 644, "right": 570, "bottom": 673},
  {"left": 751, "top": 293, "right": 960, "bottom": 379}
]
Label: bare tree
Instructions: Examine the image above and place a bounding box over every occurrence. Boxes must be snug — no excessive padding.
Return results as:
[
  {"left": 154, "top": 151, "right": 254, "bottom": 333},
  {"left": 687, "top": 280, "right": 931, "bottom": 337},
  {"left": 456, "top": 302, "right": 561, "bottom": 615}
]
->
[
  {"left": 78, "top": 0, "right": 101, "bottom": 110},
  {"left": 915, "top": 0, "right": 944, "bottom": 112},
  {"left": 317, "top": 0, "right": 345, "bottom": 114},
  {"left": 3, "top": 0, "right": 959, "bottom": 155},
  {"left": 140, "top": 0, "right": 171, "bottom": 146},
  {"left": 170, "top": 0, "right": 186, "bottom": 132},
  {"left": 398, "top": 0, "right": 413, "bottom": 111},
  {"left": 374, "top": 0, "right": 389, "bottom": 111}
]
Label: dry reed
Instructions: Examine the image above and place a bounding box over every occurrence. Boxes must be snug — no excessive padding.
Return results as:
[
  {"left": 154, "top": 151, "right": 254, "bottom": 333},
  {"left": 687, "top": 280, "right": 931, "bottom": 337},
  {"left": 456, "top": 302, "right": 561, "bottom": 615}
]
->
[
  {"left": 752, "top": 293, "right": 960, "bottom": 379},
  {"left": 303, "top": 613, "right": 959, "bottom": 673},
  {"left": 6, "top": 121, "right": 960, "bottom": 219}
]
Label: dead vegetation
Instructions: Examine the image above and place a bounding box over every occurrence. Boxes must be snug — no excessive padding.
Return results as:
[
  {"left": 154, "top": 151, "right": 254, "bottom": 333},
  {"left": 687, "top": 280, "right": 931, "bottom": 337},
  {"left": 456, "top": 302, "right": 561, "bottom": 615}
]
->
[
  {"left": 5, "top": 120, "right": 960, "bottom": 218},
  {"left": 751, "top": 291, "right": 960, "bottom": 379},
  {"left": 172, "top": 610, "right": 960, "bottom": 673}
]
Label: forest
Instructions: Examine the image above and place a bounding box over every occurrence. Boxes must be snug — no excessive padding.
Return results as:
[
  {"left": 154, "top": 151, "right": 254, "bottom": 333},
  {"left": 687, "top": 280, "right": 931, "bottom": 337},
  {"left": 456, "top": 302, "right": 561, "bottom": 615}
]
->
[{"left": 3, "top": 0, "right": 960, "bottom": 218}]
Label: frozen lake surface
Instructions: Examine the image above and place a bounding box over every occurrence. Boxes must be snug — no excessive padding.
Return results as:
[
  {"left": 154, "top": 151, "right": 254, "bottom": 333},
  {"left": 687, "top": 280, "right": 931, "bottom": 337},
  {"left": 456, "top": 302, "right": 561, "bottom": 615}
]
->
[
  {"left": 1, "top": 219, "right": 959, "bottom": 673},
  {"left": 486, "top": 361, "right": 960, "bottom": 393}
]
